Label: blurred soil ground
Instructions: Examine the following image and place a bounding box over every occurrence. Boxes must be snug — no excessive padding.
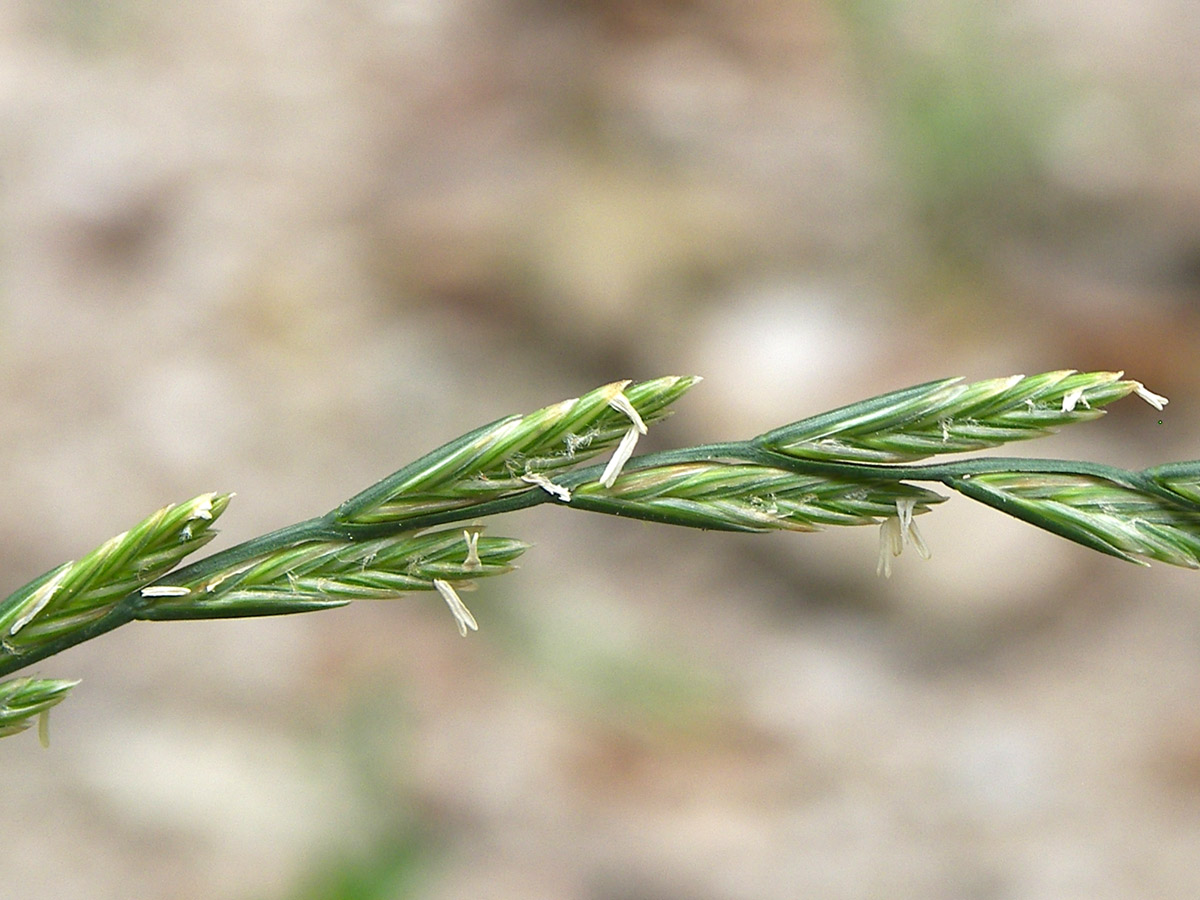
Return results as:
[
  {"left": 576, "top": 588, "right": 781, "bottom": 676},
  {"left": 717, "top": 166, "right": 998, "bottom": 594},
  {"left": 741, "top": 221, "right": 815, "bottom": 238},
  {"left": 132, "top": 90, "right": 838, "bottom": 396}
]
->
[{"left": 3, "top": 2, "right": 1200, "bottom": 898}]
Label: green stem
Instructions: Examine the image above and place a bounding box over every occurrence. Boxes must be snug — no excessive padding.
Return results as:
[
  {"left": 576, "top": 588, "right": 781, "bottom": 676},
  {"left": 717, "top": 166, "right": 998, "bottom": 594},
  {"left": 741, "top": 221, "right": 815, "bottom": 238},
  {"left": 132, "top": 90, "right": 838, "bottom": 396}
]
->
[
  {"left": 617, "top": 440, "right": 1190, "bottom": 508},
  {"left": 2, "top": 440, "right": 1191, "bottom": 680}
]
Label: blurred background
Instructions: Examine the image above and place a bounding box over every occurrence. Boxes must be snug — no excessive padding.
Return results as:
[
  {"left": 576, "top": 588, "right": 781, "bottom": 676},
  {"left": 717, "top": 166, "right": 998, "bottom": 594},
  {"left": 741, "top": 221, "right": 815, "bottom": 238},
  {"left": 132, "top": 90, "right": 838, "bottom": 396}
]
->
[{"left": 3, "top": 1, "right": 1200, "bottom": 897}]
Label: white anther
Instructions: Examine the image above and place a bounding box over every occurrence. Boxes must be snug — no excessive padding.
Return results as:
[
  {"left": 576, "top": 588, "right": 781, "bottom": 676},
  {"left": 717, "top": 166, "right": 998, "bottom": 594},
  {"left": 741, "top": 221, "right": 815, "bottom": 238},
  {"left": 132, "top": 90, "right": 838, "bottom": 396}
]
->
[
  {"left": 463, "top": 530, "right": 482, "bottom": 570},
  {"left": 434, "top": 578, "right": 478, "bottom": 636},
  {"left": 1061, "top": 388, "right": 1087, "bottom": 413},
  {"left": 599, "top": 427, "right": 640, "bottom": 488},
  {"left": 877, "top": 498, "right": 932, "bottom": 577},
  {"left": 608, "top": 391, "right": 648, "bottom": 435},
  {"left": 877, "top": 517, "right": 902, "bottom": 578},
  {"left": 521, "top": 472, "right": 572, "bottom": 502},
  {"left": 1134, "top": 383, "right": 1168, "bottom": 411},
  {"left": 190, "top": 495, "right": 215, "bottom": 520},
  {"left": 139, "top": 585, "right": 192, "bottom": 598}
]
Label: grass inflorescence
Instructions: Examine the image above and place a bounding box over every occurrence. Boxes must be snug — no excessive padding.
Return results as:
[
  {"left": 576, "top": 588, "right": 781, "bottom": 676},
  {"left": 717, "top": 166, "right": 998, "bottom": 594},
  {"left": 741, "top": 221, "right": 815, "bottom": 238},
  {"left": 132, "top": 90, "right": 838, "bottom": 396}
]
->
[{"left": 0, "top": 370, "right": 1194, "bottom": 739}]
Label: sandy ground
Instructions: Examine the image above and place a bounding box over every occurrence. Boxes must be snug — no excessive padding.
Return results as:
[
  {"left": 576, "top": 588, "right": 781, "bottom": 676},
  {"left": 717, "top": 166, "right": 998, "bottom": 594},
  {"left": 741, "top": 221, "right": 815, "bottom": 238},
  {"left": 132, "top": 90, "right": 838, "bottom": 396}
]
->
[{"left": 3, "top": 2, "right": 1200, "bottom": 898}]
